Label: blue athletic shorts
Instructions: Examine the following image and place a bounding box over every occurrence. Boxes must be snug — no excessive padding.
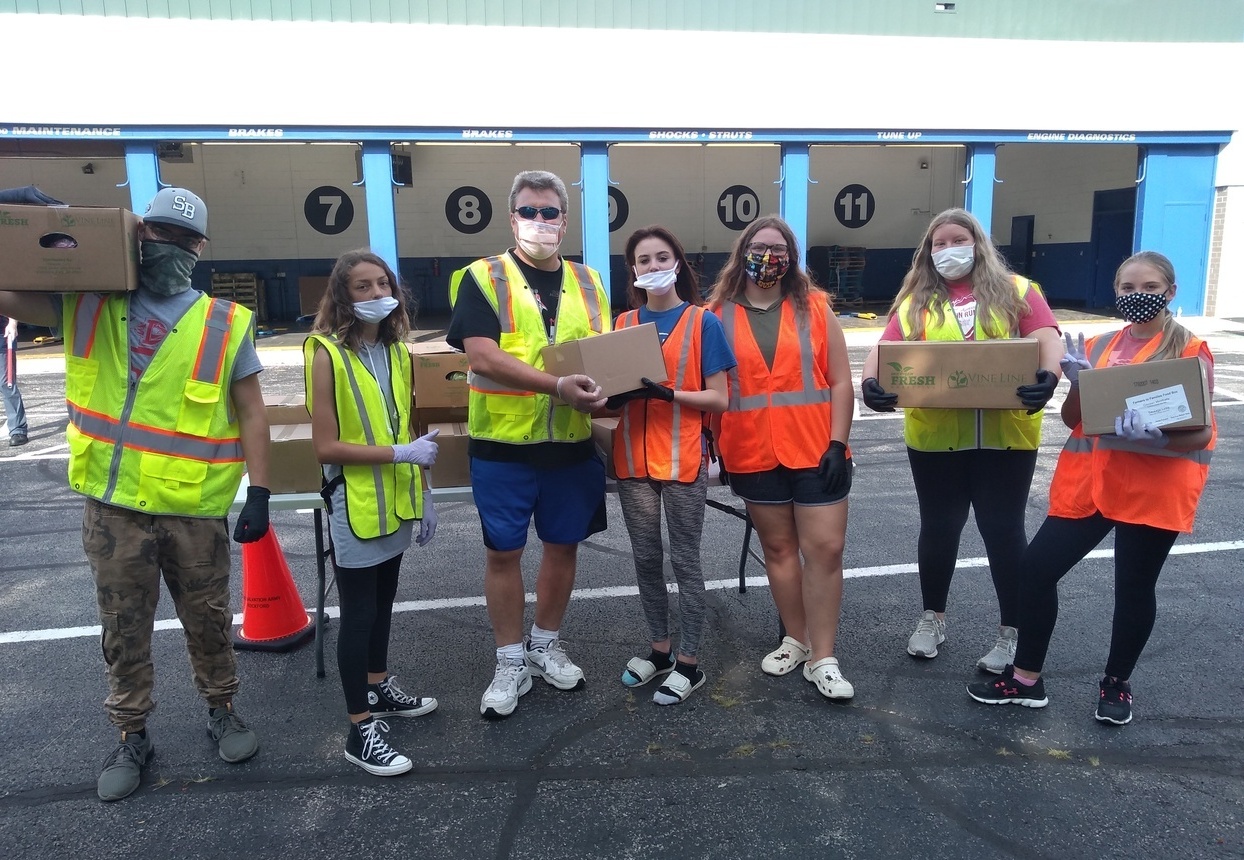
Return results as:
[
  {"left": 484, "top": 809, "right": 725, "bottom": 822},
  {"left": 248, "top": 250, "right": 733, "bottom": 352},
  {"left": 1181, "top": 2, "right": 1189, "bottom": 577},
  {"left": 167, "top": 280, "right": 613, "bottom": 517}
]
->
[{"left": 470, "top": 456, "right": 608, "bottom": 551}]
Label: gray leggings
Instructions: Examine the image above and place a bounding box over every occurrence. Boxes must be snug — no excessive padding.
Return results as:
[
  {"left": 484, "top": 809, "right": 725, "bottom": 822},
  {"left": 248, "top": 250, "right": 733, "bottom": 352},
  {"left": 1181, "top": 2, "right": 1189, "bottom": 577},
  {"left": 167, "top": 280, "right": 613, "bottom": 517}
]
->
[{"left": 616, "top": 464, "right": 709, "bottom": 658}]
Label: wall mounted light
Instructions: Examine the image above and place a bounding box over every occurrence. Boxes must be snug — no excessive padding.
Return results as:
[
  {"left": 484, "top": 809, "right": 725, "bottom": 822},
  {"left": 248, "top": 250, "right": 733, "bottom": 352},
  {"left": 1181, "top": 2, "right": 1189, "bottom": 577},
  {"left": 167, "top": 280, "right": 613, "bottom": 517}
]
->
[{"left": 81, "top": 163, "right": 94, "bottom": 174}]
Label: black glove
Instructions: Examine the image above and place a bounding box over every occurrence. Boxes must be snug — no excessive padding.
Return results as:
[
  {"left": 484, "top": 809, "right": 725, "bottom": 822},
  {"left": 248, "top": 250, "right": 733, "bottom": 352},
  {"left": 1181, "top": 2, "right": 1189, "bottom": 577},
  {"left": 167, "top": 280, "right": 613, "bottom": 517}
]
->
[
  {"left": 862, "top": 377, "right": 898, "bottom": 412},
  {"left": 1017, "top": 369, "right": 1058, "bottom": 414},
  {"left": 232, "top": 485, "right": 271, "bottom": 543},
  {"left": 640, "top": 377, "right": 674, "bottom": 403},
  {"left": 605, "top": 389, "right": 645, "bottom": 410},
  {"left": 817, "top": 440, "right": 851, "bottom": 496},
  {"left": 719, "top": 462, "right": 731, "bottom": 487}
]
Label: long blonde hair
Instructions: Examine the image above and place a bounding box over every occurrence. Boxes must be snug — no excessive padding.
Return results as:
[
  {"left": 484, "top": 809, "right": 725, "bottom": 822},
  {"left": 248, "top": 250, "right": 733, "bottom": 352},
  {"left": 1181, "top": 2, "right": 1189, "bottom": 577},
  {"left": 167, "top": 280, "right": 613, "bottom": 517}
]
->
[
  {"left": 889, "top": 208, "right": 1027, "bottom": 340},
  {"left": 1116, "top": 251, "right": 1191, "bottom": 360},
  {"left": 708, "top": 215, "right": 826, "bottom": 318}
]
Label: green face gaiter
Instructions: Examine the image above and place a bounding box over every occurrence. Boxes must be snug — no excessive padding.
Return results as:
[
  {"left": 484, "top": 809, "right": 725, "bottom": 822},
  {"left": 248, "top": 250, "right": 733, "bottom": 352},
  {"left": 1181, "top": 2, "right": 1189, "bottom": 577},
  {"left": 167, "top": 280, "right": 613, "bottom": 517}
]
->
[{"left": 139, "top": 240, "right": 198, "bottom": 296}]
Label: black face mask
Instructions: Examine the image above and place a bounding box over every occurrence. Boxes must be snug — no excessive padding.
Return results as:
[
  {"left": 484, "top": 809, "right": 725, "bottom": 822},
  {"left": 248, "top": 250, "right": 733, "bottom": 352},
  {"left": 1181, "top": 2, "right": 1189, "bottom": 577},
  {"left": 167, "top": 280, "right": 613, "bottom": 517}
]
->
[
  {"left": 139, "top": 240, "right": 198, "bottom": 296},
  {"left": 1116, "top": 290, "right": 1169, "bottom": 324}
]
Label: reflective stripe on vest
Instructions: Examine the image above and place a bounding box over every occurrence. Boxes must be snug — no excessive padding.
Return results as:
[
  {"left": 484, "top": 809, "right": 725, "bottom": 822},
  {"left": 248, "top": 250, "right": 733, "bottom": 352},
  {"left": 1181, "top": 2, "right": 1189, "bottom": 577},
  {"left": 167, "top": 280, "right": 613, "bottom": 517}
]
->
[
  {"left": 719, "top": 301, "right": 832, "bottom": 412},
  {"left": 63, "top": 293, "right": 249, "bottom": 516},
  {"left": 614, "top": 305, "right": 704, "bottom": 482},
  {"left": 896, "top": 276, "right": 1042, "bottom": 451},
  {"left": 715, "top": 293, "right": 836, "bottom": 473},
  {"left": 303, "top": 335, "right": 420, "bottom": 538},
  {"left": 458, "top": 253, "right": 608, "bottom": 445}
]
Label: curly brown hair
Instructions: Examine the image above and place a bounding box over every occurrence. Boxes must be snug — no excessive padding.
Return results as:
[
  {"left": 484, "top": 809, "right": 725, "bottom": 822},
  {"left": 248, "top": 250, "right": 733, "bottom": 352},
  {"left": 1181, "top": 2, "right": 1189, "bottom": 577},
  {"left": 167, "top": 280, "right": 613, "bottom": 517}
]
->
[
  {"left": 707, "top": 215, "right": 825, "bottom": 318},
  {"left": 312, "top": 249, "right": 413, "bottom": 351}
]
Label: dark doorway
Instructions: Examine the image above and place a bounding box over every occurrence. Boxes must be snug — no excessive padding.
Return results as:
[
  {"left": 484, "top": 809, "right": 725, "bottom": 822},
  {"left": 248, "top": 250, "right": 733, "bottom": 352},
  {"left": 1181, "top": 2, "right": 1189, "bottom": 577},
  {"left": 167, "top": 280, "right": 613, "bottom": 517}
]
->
[
  {"left": 1008, "top": 215, "right": 1034, "bottom": 276},
  {"left": 1090, "top": 187, "right": 1137, "bottom": 308}
]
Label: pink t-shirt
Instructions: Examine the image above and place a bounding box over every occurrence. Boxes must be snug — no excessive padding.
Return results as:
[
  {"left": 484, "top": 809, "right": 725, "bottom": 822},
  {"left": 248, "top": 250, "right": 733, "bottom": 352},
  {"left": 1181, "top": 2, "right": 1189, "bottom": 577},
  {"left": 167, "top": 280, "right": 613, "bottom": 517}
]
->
[
  {"left": 880, "top": 279, "right": 1060, "bottom": 341},
  {"left": 1105, "top": 327, "right": 1215, "bottom": 393}
]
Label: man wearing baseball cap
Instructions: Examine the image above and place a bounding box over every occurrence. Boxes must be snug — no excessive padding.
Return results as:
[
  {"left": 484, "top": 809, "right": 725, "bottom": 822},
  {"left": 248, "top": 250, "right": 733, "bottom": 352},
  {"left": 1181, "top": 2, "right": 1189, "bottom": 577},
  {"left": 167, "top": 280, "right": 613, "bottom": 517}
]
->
[{"left": 0, "top": 186, "right": 271, "bottom": 802}]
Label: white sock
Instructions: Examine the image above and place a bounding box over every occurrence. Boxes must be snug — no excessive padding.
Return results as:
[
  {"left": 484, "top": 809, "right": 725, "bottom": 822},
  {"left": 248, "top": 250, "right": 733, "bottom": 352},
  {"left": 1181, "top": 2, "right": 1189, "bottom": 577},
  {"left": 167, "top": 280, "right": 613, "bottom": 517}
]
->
[
  {"left": 497, "top": 643, "right": 524, "bottom": 666},
  {"left": 529, "top": 624, "right": 558, "bottom": 651}
]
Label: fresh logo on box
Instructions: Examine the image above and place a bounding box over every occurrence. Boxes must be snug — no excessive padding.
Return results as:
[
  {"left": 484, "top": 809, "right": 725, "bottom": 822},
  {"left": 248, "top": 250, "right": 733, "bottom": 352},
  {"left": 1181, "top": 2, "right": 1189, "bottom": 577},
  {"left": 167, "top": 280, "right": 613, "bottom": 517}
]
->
[
  {"left": 0, "top": 211, "right": 30, "bottom": 227},
  {"left": 887, "top": 362, "right": 934, "bottom": 387}
]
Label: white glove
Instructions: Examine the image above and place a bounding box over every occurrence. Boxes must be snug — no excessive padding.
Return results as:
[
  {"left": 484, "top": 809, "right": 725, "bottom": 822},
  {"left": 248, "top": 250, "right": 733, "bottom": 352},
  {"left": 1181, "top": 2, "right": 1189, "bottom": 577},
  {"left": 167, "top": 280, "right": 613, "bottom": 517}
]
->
[
  {"left": 1060, "top": 331, "right": 1091, "bottom": 386},
  {"left": 1114, "top": 409, "right": 1169, "bottom": 448},
  {"left": 392, "top": 429, "right": 439, "bottom": 467},
  {"left": 416, "top": 491, "right": 437, "bottom": 546}
]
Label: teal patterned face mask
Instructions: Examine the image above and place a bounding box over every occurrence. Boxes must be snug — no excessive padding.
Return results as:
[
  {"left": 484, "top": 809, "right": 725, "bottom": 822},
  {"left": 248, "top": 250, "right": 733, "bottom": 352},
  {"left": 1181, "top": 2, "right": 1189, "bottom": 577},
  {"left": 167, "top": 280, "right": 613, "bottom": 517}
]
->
[{"left": 139, "top": 240, "right": 198, "bottom": 296}]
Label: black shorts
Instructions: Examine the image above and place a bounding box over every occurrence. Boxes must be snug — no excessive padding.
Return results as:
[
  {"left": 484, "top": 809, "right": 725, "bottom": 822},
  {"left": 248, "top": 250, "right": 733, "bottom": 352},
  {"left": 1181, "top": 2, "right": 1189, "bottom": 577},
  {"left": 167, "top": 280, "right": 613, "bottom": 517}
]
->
[{"left": 729, "top": 461, "right": 852, "bottom": 506}]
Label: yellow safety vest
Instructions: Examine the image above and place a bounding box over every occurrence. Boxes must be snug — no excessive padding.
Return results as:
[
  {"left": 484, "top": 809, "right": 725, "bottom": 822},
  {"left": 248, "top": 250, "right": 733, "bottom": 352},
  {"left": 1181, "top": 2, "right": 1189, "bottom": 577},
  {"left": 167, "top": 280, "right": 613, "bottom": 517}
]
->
[
  {"left": 448, "top": 252, "right": 610, "bottom": 444},
  {"left": 896, "top": 275, "right": 1043, "bottom": 451},
  {"left": 63, "top": 293, "right": 251, "bottom": 516},
  {"left": 303, "top": 335, "right": 422, "bottom": 539}
]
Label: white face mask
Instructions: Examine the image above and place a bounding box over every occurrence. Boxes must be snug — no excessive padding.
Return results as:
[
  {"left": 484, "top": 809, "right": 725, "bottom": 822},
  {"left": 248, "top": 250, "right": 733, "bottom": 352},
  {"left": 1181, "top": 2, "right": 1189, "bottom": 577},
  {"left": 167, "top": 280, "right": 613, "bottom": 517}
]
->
[
  {"left": 633, "top": 266, "right": 678, "bottom": 296},
  {"left": 932, "top": 245, "right": 975, "bottom": 280},
  {"left": 353, "top": 295, "right": 399, "bottom": 324},
  {"left": 515, "top": 219, "right": 562, "bottom": 261}
]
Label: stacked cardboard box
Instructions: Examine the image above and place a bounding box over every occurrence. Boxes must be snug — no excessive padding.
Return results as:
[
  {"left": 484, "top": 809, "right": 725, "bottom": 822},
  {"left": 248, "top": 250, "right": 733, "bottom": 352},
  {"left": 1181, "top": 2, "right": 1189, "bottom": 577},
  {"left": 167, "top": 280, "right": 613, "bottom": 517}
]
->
[{"left": 0, "top": 204, "right": 139, "bottom": 292}]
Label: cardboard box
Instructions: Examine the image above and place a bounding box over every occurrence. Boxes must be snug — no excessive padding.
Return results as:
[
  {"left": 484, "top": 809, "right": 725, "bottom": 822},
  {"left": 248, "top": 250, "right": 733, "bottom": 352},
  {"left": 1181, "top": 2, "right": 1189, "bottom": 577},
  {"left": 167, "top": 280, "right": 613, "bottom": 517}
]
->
[
  {"left": 268, "top": 423, "right": 322, "bottom": 494},
  {"left": 590, "top": 417, "right": 619, "bottom": 479},
  {"left": 877, "top": 339, "right": 1041, "bottom": 409},
  {"left": 0, "top": 204, "right": 139, "bottom": 292},
  {"left": 541, "top": 324, "right": 668, "bottom": 398},
  {"left": 264, "top": 394, "right": 309, "bottom": 426},
  {"left": 408, "top": 341, "right": 470, "bottom": 408},
  {"left": 414, "top": 406, "right": 469, "bottom": 434},
  {"left": 426, "top": 422, "right": 471, "bottom": 488},
  {"left": 299, "top": 276, "right": 329, "bottom": 317},
  {"left": 1078, "top": 356, "right": 1211, "bottom": 436}
]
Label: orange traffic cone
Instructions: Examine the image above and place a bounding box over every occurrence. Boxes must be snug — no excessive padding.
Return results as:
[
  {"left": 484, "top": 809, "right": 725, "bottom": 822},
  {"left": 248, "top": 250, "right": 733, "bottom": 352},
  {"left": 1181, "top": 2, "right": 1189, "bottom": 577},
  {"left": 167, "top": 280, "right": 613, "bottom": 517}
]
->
[{"left": 234, "top": 526, "right": 316, "bottom": 652}]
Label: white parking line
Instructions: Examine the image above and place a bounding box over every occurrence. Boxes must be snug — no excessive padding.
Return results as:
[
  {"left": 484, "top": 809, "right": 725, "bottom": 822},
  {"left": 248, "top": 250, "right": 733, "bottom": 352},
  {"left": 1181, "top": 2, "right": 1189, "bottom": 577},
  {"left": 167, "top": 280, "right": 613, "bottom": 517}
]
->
[{"left": 3, "top": 538, "right": 1241, "bottom": 646}]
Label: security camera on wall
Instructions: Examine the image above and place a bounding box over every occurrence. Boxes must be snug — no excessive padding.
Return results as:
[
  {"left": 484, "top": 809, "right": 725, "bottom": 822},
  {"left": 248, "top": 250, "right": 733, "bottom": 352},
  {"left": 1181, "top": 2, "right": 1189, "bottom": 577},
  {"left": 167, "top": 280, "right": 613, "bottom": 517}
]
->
[{"left": 157, "top": 142, "right": 193, "bottom": 164}]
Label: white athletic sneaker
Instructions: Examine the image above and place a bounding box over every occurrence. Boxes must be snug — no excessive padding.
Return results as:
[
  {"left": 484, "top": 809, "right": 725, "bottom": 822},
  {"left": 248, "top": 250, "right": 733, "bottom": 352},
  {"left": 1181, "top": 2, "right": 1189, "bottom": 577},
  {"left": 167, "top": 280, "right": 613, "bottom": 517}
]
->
[
  {"left": 907, "top": 610, "right": 946, "bottom": 658},
  {"left": 480, "top": 660, "right": 533, "bottom": 719},
  {"left": 803, "top": 656, "right": 855, "bottom": 700},
  {"left": 761, "top": 635, "right": 811, "bottom": 676},
  {"left": 525, "top": 638, "right": 586, "bottom": 691},
  {"left": 976, "top": 626, "right": 1019, "bottom": 675}
]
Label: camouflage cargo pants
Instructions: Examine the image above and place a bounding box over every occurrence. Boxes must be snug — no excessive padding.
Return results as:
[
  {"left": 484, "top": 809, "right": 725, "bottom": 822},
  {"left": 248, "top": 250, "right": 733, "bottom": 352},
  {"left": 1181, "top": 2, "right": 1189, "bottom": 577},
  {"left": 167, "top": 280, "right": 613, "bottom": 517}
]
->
[{"left": 82, "top": 498, "right": 239, "bottom": 732}]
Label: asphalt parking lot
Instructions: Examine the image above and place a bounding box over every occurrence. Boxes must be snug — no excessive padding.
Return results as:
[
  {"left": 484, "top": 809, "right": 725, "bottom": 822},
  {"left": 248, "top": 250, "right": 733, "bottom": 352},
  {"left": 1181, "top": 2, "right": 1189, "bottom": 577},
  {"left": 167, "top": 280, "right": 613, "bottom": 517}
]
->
[{"left": 1, "top": 318, "right": 1242, "bottom": 860}]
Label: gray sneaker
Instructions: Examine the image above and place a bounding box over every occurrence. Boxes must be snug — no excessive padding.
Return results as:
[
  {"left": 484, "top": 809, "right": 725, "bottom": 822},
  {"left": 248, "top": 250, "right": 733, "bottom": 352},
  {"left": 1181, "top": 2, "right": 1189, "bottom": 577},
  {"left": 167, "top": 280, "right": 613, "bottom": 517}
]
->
[
  {"left": 907, "top": 610, "right": 947, "bottom": 658},
  {"left": 977, "top": 626, "right": 1019, "bottom": 675},
  {"left": 97, "top": 731, "right": 153, "bottom": 802},
  {"left": 208, "top": 704, "right": 259, "bottom": 763}
]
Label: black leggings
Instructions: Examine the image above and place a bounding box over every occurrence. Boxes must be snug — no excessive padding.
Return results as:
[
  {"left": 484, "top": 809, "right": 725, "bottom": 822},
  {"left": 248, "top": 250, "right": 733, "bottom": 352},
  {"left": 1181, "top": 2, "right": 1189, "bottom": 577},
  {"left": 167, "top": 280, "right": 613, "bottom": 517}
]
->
[
  {"left": 1013, "top": 513, "right": 1178, "bottom": 679},
  {"left": 334, "top": 553, "right": 403, "bottom": 715},
  {"left": 907, "top": 447, "right": 1038, "bottom": 626}
]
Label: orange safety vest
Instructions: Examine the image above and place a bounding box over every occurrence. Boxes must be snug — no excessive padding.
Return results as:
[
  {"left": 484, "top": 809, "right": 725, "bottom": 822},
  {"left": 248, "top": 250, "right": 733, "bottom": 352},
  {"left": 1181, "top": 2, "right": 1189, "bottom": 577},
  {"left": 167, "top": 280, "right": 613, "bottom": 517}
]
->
[
  {"left": 611, "top": 305, "right": 706, "bottom": 483},
  {"left": 1047, "top": 328, "right": 1214, "bottom": 533},
  {"left": 714, "top": 292, "right": 847, "bottom": 473}
]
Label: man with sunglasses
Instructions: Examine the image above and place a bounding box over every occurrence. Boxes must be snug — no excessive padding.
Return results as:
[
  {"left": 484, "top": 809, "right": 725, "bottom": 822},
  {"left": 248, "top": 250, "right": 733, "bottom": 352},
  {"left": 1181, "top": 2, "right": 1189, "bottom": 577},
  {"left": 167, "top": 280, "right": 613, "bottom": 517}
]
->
[
  {"left": 448, "top": 170, "right": 610, "bottom": 719},
  {"left": 0, "top": 186, "right": 271, "bottom": 801}
]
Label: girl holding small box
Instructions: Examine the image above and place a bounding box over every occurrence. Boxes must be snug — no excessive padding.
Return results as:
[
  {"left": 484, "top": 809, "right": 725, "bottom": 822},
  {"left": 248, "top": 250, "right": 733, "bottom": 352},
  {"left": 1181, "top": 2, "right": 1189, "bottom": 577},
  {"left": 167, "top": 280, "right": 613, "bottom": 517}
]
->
[{"left": 968, "top": 251, "right": 1215, "bottom": 725}]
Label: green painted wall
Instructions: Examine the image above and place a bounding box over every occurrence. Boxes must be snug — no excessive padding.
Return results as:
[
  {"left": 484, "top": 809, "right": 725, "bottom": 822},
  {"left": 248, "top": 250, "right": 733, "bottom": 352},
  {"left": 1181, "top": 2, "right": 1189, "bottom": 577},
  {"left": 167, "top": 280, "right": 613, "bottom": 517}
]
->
[{"left": 5, "top": 0, "right": 1243, "bottom": 42}]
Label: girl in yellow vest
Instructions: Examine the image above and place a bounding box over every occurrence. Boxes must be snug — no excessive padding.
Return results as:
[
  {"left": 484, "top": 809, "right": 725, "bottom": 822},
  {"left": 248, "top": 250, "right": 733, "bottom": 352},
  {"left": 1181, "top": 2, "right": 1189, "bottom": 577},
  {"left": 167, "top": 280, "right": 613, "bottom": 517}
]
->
[
  {"left": 861, "top": 209, "right": 1064, "bottom": 673},
  {"left": 305, "top": 250, "right": 440, "bottom": 776},
  {"left": 608, "top": 226, "right": 736, "bottom": 705},
  {"left": 709, "top": 216, "right": 857, "bottom": 700},
  {"left": 969, "top": 252, "right": 1215, "bottom": 724}
]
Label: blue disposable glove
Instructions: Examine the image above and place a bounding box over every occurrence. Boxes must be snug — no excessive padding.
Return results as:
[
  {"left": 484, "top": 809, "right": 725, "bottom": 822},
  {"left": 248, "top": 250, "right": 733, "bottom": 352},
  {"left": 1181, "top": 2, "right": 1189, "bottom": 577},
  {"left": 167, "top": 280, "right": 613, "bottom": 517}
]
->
[
  {"left": 1060, "top": 331, "right": 1092, "bottom": 386},
  {"left": 416, "top": 491, "right": 437, "bottom": 546},
  {"left": 393, "top": 429, "right": 439, "bottom": 467},
  {"left": 1114, "top": 409, "right": 1169, "bottom": 448}
]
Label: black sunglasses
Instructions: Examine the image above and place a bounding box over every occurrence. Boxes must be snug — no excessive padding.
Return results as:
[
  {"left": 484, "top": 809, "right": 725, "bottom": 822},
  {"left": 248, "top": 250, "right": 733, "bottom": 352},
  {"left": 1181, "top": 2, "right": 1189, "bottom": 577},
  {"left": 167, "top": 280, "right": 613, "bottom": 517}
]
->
[{"left": 513, "top": 205, "right": 562, "bottom": 221}]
